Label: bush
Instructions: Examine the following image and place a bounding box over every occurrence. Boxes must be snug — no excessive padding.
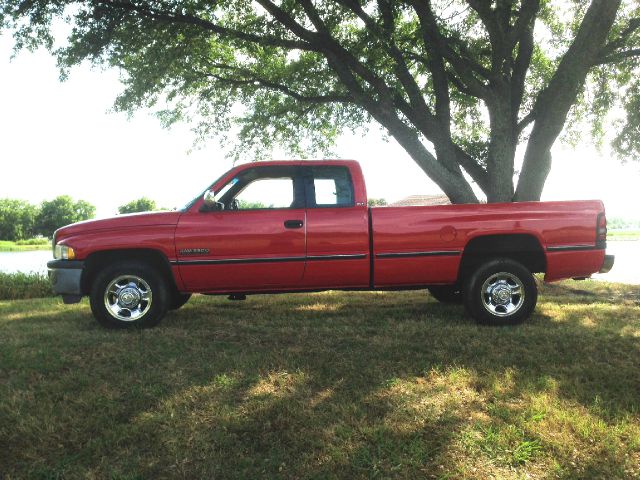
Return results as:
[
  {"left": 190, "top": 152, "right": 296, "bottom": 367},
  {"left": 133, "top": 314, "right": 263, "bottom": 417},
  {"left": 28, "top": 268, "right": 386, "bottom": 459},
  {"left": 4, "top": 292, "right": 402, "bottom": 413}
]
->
[
  {"left": 0, "top": 272, "right": 54, "bottom": 300},
  {"left": 118, "top": 197, "right": 157, "bottom": 214},
  {"left": 15, "top": 238, "right": 50, "bottom": 246},
  {"left": 367, "top": 198, "right": 388, "bottom": 206}
]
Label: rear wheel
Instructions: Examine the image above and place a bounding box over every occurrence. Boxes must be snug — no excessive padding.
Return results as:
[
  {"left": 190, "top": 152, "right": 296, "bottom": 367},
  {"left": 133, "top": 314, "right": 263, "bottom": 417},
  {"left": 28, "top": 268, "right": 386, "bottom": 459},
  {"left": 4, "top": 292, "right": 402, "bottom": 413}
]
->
[
  {"left": 90, "top": 261, "right": 169, "bottom": 328},
  {"left": 463, "top": 258, "right": 537, "bottom": 326},
  {"left": 428, "top": 285, "right": 463, "bottom": 304}
]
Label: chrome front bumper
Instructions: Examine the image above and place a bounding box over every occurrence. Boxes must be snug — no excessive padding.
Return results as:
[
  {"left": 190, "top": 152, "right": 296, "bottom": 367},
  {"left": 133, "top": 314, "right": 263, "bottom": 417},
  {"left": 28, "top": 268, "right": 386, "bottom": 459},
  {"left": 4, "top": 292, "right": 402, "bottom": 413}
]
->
[{"left": 47, "top": 260, "right": 84, "bottom": 303}]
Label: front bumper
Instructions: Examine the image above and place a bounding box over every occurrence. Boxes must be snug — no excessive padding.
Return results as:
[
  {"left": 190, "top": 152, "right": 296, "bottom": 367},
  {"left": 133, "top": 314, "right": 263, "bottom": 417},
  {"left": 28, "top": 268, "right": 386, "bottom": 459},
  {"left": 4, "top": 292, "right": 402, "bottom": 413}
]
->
[
  {"left": 599, "top": 254, "right": 615, "bottom": 274},
  {"left": 47, "top": 260, "right": 84, "bottom": 303}
]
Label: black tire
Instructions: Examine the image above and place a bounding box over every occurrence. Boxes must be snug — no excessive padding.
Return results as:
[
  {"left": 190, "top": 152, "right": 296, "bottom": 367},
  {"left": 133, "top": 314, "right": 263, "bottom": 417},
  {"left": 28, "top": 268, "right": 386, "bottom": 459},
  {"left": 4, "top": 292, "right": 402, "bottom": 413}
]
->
[
  {"left": 89, "top": 261, "right": 169, "bottom": 328},
  {"left": 428, "top": 285, "right": 463, "bottom": 304},
  {"left": 170, "top": 293, "right": 192, "bottom": 310},
  {"left": 463, "top": 258, "right": 537, "bottom": 326}
]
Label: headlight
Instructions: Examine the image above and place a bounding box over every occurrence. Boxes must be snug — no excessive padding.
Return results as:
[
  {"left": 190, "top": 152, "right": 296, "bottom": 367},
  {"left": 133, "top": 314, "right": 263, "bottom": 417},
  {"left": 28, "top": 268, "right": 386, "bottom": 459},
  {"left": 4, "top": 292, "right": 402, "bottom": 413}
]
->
[{"left": 54, "top": 244, "right": 76, "bottom": 260}]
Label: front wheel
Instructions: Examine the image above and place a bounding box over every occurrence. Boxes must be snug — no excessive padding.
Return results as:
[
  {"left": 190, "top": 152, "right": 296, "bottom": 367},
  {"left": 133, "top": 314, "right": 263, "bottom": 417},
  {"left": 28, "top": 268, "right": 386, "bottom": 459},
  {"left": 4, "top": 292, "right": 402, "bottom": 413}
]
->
[
  {"left": 463, "top": 258, "right": 537, "bottom": 326},
  {"left": 90, "top": 261, "right": 169, "bottom": 328}
]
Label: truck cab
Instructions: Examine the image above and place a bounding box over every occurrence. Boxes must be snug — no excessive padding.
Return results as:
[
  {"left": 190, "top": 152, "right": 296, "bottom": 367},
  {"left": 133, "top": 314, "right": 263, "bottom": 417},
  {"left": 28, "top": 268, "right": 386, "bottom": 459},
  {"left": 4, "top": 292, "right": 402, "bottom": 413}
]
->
[{"left": 175, "top": 161, "right": 371, "bottom": 292}]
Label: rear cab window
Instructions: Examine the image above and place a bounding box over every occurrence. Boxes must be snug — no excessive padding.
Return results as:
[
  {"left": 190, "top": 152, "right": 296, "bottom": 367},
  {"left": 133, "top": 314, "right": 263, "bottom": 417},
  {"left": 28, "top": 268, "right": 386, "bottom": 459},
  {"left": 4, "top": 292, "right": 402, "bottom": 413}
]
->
[{"left": 306, "top": 166, "right": 355, "bottom": 208}]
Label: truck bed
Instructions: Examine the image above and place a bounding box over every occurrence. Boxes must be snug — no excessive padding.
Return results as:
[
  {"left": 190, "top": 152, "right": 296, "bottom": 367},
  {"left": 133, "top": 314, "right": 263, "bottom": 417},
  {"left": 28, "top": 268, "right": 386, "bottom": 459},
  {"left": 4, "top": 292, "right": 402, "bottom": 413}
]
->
[{"left": 370, "top": 200, "right": 606, "bottom": 285}]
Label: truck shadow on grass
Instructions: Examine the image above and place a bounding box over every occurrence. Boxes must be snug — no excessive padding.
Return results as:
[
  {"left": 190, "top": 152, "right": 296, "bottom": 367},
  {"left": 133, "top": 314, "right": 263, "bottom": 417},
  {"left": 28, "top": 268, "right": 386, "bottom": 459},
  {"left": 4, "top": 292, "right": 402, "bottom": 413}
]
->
[{"left": 1, "top": 282, "right": 639, "bottom": 478}]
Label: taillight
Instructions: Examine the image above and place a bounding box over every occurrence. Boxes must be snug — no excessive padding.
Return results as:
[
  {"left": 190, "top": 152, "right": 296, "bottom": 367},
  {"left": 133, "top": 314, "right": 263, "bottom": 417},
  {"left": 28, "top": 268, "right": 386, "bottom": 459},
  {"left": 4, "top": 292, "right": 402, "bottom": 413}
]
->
[{"left": 596, "top": 212, "right": 607, "bottom": 249}]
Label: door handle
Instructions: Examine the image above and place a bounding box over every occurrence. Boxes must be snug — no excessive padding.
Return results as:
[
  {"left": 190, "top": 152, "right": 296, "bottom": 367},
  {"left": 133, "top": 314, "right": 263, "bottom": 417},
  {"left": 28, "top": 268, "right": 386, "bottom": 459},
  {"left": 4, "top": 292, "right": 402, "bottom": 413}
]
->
[{"left": 284, "top": 220, "right": 304, "bottom": 229}]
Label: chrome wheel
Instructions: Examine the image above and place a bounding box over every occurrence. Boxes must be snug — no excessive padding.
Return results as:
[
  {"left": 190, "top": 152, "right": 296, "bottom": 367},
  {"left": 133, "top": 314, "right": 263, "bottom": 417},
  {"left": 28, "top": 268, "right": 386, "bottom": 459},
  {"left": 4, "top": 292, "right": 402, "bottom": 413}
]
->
[
  {"left": 103, "top": 275, "right": 153, "bottom": 321},
  {"left": 480, "top": 272, "right": 524, "bottom": 317}
]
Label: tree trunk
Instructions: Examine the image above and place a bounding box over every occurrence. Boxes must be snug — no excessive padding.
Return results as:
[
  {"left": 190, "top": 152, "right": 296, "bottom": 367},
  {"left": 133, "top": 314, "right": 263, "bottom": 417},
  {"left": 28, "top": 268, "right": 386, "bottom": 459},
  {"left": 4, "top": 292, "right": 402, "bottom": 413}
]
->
[
  {"left": 401, "top": 139, "right": 480, "bottom": 204},
  {"left": 486, "top": 92, "right": 517, "bottom": 202},
  {"left": 514, "top": 0, "right": 621, "bottom": 201},
  {"left": 372, "top": 109, "right": 480, "bottom": 204},
  {"left": 514, "top": 147, "right": 551, "bottom": 201}
]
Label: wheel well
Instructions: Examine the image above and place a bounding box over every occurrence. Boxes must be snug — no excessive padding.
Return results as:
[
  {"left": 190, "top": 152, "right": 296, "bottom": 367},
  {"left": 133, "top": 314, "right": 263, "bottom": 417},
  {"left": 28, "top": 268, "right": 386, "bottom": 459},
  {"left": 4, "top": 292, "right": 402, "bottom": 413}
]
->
[
  {"left": 458, "top": 234, "right": 546, "bottom": 282},
  {"left": 81, "top": 249, "right": 178, "bottom": 295}
]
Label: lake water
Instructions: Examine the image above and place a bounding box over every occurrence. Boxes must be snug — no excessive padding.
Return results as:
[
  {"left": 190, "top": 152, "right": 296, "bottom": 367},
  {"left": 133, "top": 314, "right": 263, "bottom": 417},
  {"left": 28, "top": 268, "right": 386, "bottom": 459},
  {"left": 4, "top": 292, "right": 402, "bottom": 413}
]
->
[
  {"left": 0, "top": 241, "right": 638, "bottom": 284},
  {"left": 591, "top": 240, "right": 640, "bottom": 285},
  {"left": 0, "top": 250, "right": 52, "bottom": 274}
]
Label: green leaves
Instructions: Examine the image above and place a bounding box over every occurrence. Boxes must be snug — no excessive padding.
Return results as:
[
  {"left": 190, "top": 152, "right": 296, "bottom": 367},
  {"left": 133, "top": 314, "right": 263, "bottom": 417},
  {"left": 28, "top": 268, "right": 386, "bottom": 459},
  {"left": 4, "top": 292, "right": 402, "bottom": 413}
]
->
[
  {"left": 0, "top": 196, "right": 96, "bottom": 240},
  {"left": 36, "top": 195, "right": 96, "bottom": 237},
  {"left": 0, "top": 199, "right": 38, "bottom": 241},
  {"left": 2, "top": 1, "right": 640, "bottom": 202},
  {"left": 118, "top": 197, "right": 158, "bottom": 214}
]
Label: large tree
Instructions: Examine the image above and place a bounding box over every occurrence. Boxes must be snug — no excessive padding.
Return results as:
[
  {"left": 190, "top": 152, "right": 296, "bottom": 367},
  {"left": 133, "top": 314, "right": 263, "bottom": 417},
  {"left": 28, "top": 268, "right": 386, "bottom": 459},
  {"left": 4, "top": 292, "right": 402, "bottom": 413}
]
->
[
  {"left": 2, "top": 1, "right": 639, "bottom": 203},
  {"left": 36, "top": 196, "right": 95, "bottom": 237},
  {"left": 0, "top": 199, "right": 38, "bottom": 241}
]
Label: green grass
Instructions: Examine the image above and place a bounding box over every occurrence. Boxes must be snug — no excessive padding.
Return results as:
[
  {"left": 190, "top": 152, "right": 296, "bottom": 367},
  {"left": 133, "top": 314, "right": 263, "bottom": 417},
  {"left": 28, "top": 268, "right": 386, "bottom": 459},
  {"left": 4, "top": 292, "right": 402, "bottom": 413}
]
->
[
  {"left": 0, "top": 239, "right": 51, "bottom": 251},
  {"left": 1, "top": 281, "right": 639, "bottom": 479},
  {"left": 608, "top": 229, "right": 640, "bottom": 240},
  {"left": 0, "top": 271, "right": 53, "bottom": 300}
]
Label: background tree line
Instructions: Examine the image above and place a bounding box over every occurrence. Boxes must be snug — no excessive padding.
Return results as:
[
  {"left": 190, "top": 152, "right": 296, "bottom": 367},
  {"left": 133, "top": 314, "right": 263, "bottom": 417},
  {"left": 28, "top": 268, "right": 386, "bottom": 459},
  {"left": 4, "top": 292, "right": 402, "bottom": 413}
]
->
[
  {"left": 0, "top": 196, "right": 95, "bottom": 241},
  {"left": 0, "top": 196, "right": 161, "bottom": 240}
]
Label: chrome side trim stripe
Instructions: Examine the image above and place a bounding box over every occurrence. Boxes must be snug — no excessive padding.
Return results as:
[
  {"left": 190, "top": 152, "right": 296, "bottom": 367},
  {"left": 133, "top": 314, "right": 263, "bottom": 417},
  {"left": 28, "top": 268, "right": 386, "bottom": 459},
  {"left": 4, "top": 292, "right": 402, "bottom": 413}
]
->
[
  {"left": 171, "top": 253, "right": 367, "bottom": 266},
  {"left": 306, "top": 254, "right": 367, "bottom": 261},
  {"left": 375, "top": 250, "right": 461, "bottom": 259},
  {"left": 172, "top": 257, "right": 304, "bottom": 266},
  {"left": 546, "top": 245, "right": 599, "bottom": 252}
]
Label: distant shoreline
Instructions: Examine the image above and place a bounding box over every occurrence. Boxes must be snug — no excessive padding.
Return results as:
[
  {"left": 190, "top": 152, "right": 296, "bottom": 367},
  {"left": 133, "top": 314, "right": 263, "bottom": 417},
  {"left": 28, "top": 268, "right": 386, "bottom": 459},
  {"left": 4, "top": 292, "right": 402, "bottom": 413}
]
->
[
  {"left": 0, "top": 240, "right": 51, "bottom": 252},
  {"left": 608, "top": 230, "right": 640, "bottom": 241}
]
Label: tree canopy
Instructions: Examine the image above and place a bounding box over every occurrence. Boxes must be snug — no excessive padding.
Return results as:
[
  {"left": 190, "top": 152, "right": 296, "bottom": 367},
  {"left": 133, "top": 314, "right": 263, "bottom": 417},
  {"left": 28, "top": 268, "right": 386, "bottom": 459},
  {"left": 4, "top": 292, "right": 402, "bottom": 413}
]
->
[
  {"left": 0, "top": 199, "right": 37, "bottom": 241},
  {"left": 118, "top": 197, "right": 158, "bottom": 214},
  {"left": 36, "top": 196, "right": 95, "bottom": 237},
  {"left": 2, "top": 1, "right": 639, "bottom": 203}
]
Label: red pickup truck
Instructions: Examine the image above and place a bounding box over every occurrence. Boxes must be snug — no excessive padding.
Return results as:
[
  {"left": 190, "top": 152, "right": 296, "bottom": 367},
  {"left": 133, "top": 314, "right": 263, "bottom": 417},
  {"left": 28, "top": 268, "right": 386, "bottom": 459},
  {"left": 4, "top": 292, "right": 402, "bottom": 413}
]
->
[{"left": 48, "top": 160, "right": 614, "bottom": 328}]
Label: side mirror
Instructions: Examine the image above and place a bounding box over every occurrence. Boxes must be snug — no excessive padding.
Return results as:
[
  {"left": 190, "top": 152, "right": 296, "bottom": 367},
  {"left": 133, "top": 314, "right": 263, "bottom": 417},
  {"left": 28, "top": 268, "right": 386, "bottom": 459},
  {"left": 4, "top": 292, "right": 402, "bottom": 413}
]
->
[
  {"left": 203, "top": 190, "right": 217, "bottom": 207},
  {"left": 201, "top": 190, "right": 224, "bottom": 212}
]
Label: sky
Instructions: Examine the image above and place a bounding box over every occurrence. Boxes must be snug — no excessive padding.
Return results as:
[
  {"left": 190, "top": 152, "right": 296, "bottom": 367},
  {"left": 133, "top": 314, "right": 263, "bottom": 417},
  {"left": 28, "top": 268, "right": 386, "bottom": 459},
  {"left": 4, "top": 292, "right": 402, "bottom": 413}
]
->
[{"left": 1, "top": 34, "right": 639, "bottom": 220}]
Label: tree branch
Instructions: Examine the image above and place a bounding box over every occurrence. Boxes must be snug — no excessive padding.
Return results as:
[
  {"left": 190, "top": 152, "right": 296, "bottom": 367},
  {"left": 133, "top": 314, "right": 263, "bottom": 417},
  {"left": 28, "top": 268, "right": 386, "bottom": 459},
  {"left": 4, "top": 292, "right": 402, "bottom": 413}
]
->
[
  {"left": 466, "top": 0, "right": 499, "bottom": 38},
  {"left": 515, "top": 0, "right": 622, "bottom": 201},
  {"left": 333, "top": 0, "right": 439, "bottom": 127},
  {"left": 594, "top": 48, "right": 640, "bottom": 65},
  {"left": 258, "top": 0, "right": 398, "bottom": 109},
  {"left": 94, "top": 0, "right": 316, "bottom": 52},
  {"left": 516, "top": 109, "right": 536, "bottom": 134},
  {"left": 510, "top": 0, "right": 538, "bottom": 121},
  {"left": 467, "top": 0, "right": 510, "bottom": 76},
  {"left": 597, "top": 17, "right": 640, "bottom": 59},
  {"left": 199, "top": 67, "right": 351, "bottom": 105},
  {"left": 453, "top": 145, "right": 490, "bottom": 192},
  {"left": 410, "top": 1, "right": 489, "bottom": 100}
]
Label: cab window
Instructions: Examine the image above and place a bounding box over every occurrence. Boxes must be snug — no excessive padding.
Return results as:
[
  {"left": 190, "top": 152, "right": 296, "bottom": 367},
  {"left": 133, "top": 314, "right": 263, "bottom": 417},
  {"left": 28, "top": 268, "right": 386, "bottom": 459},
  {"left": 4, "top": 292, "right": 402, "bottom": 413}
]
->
[
  {"left": 217, "top": 166, "right": 305, "bottom": 210},
  {"left": 235, "top": 177, "right": 294, "bottom": 209},
  {"left": 307, "top": 166, "right": 354, "bottom": 208}
]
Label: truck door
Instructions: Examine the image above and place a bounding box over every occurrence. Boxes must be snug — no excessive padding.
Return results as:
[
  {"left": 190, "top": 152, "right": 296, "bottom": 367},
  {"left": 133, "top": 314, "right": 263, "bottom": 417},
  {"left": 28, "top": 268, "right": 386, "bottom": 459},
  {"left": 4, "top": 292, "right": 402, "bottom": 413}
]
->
[
  {"left": 301, "top": 165, "right": 370, "bottom": 288},
  {"left": 175, "top": 165, "right": 307, "bottom": 291}
]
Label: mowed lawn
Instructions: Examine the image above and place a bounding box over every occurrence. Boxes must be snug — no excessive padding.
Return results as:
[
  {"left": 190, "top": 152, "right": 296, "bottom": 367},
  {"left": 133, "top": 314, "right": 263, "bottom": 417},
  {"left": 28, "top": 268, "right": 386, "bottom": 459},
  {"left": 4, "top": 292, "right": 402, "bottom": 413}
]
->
[{"left": 1, "top": 281, "right": 639, "bottom": 479}]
